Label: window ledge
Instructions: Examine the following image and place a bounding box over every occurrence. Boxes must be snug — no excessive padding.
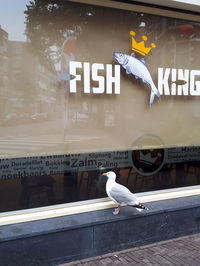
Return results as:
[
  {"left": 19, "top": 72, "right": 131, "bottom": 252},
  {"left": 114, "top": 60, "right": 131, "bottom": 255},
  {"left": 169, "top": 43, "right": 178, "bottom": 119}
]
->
[{"left": 0, "top": 185, "right": 200, "bottom": 226}]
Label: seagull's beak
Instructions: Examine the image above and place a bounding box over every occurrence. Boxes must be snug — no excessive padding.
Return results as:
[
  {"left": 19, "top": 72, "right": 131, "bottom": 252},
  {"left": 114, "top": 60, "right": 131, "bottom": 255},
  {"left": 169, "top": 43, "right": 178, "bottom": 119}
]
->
[{"left": 102, "top": 173, "right": 107, "bottom": 176}]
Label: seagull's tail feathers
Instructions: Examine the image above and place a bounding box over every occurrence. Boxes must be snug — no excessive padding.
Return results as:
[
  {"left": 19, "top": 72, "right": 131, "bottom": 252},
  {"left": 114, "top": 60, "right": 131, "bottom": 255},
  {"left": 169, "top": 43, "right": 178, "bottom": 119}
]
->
[{"left": 131, "top": 202, "right": 148, "bottom": 211}]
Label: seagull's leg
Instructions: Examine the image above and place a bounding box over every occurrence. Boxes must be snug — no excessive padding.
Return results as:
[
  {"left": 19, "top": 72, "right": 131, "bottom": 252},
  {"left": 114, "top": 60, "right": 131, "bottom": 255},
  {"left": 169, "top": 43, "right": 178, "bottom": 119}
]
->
[{"left": 113, "top": 205, "right": 120, "bottom": 215}]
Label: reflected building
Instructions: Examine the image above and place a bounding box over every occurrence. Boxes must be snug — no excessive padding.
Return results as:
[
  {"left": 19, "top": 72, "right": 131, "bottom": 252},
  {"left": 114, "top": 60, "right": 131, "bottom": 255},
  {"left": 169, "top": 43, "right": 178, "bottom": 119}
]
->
[
  {"left": 0, "top": 26, "right": 8, "bottom": 123},
  {"left": 4, "top": 40, "right": 62, "bottom": 124},
  {"left": 151, "top": 18, "right": 200, "bottom": 68},
  {"left": 138, "top": 16, "right": 200, "bottom": 70}
]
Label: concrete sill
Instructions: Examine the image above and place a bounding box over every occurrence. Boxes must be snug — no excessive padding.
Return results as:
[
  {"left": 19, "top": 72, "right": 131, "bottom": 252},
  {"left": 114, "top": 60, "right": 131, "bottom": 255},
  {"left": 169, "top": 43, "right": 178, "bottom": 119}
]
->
[{"left": 0, "top": 192, "right": 200, "bottom": 265}]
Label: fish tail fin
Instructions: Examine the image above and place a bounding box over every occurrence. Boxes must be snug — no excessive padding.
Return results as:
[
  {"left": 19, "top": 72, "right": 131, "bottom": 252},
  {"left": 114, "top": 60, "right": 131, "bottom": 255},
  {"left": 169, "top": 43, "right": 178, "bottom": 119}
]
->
[{"left": 150, "top": 85, "right": 160, "bottom": 107}]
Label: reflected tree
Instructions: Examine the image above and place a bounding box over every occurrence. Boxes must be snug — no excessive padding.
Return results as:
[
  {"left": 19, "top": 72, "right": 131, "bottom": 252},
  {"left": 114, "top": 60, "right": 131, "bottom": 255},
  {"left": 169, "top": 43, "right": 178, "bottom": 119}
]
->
[
  {"left": 24, "top": 0, "right": 142, "bottom": 65},
  {"left": 24, "top": 0, "right": 142, "bottom": 128},
  {"left": 24, "top": 0, "right": 96, "bottom": 66}
]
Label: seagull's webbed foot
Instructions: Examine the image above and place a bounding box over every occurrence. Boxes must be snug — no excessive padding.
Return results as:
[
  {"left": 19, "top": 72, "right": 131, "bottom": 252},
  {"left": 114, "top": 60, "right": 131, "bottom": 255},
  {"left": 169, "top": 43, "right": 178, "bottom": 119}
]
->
[{"left": 113, "top": 206, "right": 120, "bottom": 215}]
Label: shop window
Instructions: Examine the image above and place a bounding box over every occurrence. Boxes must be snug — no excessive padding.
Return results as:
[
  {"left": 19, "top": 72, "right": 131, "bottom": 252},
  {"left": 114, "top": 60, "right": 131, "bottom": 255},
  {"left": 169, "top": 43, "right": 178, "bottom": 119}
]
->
[{"left": 0, "top": 0, "right": 200, "bottom": 214}]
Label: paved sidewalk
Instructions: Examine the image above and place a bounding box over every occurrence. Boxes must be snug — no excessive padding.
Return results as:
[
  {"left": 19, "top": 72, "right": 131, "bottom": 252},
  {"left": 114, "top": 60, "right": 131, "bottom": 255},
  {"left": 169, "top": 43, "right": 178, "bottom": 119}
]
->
[{"left": 62, "top": 233, "right": 200, "bottom": 265}]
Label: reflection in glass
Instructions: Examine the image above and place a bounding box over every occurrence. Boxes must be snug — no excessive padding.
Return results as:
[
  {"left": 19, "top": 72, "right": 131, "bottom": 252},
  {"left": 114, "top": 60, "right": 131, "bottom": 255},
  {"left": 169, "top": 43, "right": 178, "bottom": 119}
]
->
[
  {"left": 0, "top": 1, "right": 200, "bottom": 213},
  {"left": 0, "top": 1, "right": 200, "bottom": 156},
  {"left": 0, "top": 151, "right": 200, "bottom": 213}
]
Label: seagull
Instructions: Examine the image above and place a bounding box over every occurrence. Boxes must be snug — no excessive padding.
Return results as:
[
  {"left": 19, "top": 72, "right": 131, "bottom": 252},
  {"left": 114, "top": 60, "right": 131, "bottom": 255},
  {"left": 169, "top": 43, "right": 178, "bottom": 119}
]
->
[{"left": 102, "top": 171, "right": 148, "bottom": 215}]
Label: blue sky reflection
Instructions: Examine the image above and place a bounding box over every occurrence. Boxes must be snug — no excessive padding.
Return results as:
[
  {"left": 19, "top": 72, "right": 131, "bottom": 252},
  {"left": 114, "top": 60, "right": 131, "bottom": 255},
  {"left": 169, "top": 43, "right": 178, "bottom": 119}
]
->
[{"left": 0, "top": 0, "right": 30, "bottom": 41}]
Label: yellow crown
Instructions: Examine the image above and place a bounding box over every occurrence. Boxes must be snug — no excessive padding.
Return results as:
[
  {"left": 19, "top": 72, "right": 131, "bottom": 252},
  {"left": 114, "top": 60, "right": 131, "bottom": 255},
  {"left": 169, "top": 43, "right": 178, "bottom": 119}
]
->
[{"left": 130, "top": 30, "right": 156, "bottom": 56}]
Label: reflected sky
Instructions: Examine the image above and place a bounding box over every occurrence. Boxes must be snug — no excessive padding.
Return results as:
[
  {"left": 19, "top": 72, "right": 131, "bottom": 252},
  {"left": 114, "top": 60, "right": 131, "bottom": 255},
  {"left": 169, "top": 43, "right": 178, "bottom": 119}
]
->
[{"left": 0, "top": 0, "right": 30, "bottom": 41}]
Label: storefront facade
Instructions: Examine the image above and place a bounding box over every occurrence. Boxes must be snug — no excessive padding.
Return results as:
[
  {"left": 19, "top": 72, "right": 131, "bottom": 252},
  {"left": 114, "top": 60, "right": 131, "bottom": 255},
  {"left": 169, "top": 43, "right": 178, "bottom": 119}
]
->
[{"left": 0, "top": 0, "right": 200, "bottom": 263}]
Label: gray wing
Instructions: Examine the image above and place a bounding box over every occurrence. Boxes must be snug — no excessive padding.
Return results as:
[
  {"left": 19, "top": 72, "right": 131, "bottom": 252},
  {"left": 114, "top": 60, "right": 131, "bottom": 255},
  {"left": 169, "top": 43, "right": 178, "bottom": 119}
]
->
[{"left": 109, "top": 183, "right": 139, "bottom": 205}]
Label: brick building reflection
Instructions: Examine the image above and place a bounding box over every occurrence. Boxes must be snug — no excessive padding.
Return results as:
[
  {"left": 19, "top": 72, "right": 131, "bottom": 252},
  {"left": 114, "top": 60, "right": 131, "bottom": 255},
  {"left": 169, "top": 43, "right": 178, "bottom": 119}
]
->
[{"left": 0, "top": 26, "right": 63, "bottom": 126}]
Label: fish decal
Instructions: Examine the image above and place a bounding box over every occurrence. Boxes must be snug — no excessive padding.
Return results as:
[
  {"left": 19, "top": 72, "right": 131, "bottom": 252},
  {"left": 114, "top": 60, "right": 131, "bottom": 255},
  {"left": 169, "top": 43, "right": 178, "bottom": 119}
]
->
[
  {"left": 54, "top": 73, "right": 76, "bottom": 81},
  {"left": 170, "top": 80, "right": 187, "bottom": 86},
  {"left": 113, "top": 52, "right": 160, "bottom": 107}
]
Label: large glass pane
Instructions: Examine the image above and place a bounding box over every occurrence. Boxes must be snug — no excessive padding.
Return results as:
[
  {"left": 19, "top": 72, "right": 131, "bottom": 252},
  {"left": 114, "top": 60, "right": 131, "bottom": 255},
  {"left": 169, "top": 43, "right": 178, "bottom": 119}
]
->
[{"left": 0, "top": 0, "right": 200, "bottom": 213}]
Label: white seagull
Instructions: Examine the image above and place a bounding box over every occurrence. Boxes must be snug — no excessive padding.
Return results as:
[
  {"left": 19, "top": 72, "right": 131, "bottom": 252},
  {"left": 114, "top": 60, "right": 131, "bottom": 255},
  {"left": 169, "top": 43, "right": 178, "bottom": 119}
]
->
[{"left": 103, "top": 171, "right": 148, "bottom": 215}]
